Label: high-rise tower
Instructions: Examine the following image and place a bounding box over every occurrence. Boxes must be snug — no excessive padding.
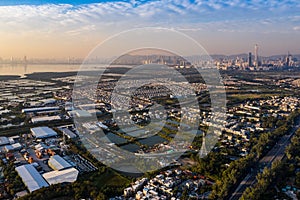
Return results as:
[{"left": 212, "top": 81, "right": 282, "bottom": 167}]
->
[
  {"left": 23, "top": 56, "right": 27, "bottom": 64},
  {"left": 286, "top": 51, "right": 292, "bottom": 67},
  {"left": 254, "top": 44, "right": 258, "bottom": 67},
  {"left": 248, "top": 52, "right": 252, "bottom": 67}
]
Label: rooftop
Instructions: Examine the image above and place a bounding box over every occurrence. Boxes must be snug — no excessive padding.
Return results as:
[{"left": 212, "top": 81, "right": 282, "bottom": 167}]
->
[
  {"left": 42, "top": 167, "right": 79, "bottom": 185},
  {"left": 15, "top": 164, "right": 49, "bottom": 193},
  {"left": 22, "top": 106, "right": 60, "bottom": 113},
  {"left": 48, "top": 155, "right": 72, "bottom": 171},
  {"left": 31, "top": 115, "right": 61, "bottom": 123},
  {"left": 61, "top": 128, "right": 77, "bottom": 139},
  {"left": 68, "top": 109, "right": 92, "bottom": 117},
  {"left": 31, "top": 127, "right": 58, "bottom": 139},
  {"left": 0, "top": 137, "right": 9, "bottom": 146}
]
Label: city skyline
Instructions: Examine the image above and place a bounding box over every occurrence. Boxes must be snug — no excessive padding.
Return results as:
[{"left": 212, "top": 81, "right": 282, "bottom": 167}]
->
[
  {"left": 0, "top": 47, "right": 299, "bottom": 61},
  {"left": 0, "top": 0, "right": 300, "bottom": 58}
]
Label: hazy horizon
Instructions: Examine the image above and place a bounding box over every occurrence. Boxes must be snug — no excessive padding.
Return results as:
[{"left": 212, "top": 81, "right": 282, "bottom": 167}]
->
[{"left": 1, "top": 52, "right": 299, "bottom": 61}]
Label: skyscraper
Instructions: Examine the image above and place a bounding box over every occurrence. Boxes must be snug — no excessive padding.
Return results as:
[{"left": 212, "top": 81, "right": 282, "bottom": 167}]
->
[
  {"left": 254, "top": 44, "right": 259, "bottom": 67},
  {"left": 248, "top": 52, "right": 252, "bottom": 67},
  {"left": 23, "top": 56, "right": 27, "bottom": 64},
  {"left": 286, "top": 52, "right": 292, "bottom": 67}
]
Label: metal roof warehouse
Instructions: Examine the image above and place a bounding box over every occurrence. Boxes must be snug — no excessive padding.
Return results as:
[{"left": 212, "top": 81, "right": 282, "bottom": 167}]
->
[
  {"left": 0, "top": 137, "right": 10, "bottom": 146},
  {"left": 22, "top": 106, "right": 60, "bottom": 114},
  {"left": 15, "top": 164, "right": 49, "bottom": 193},
  {"left": 31, "top": 115, "right": 61, "bottom": 124},
  {"left": 61, "top": 128, "right": 77, "bottom": 139},
  {"left": 42, "top": 167, "right": 79, "bottom": 185},
  {"left": 48, "top": 155, "right": 72, "bottom": 171},
  {"left": 30, "top": 127, "right": 58, "bottom": 139}
]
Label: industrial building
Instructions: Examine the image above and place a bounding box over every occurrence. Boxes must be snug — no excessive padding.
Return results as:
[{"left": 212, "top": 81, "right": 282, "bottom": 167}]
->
[
  {"left": 61, "top": 128, "right": 77, "bottom": 139},
  {"left": 68, "top": 110, "right": 92, "bottom": 117},
  {"left": 31, "top": 115, "right": 61, "bottom": 124},
  {"left": 4, "top": 143, "right": 22, "bottom": 152},
  {"left": 30, "top": 127, "right": 58, "bottom": 139},
  {"left": 0, "top": 137, "right": 10, "bottom": 146},
  {"left": 15, "top": 164, "right": 49, "bottom": 193},
  {"left": 48, "top": 155, "right": 72, "bottom": 171},
  {"left": 42, "top": 167, "right": 79, "bottom": 185},
  {"left": 21, "top": 106, "right": 60, "bottom": 114},
  {"left": 97, "top": 122, "right": 109, "bottom": 130}
]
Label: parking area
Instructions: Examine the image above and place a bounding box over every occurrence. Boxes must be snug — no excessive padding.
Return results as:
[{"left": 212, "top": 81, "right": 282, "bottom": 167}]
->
[{"left": 27, "top": 148, "right": 51, "bottom": 173}]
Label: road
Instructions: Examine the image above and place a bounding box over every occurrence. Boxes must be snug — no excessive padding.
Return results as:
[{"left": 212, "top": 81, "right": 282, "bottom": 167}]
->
[
  {"left": 229, "top": 118, "right": 300, "bottom": 200},
  {"left": 0, "top": 120, "right": 73, "bottom": 137}
]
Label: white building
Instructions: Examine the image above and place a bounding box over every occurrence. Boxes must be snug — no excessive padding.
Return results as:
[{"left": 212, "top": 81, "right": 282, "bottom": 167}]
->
[
  {"left": 48, "top": 155, "right": 72, "bottom": 171},
  {"left": 42, "top": 167, "right": 79, "bottom": 185},
  {"left": 68, "top": 110, "right": 92, "bottom": 118},
  {"left": 4, "top": 143, "right": 22, "bottom": 152},
  {"left": 15, "top": 164, "right": 49, "bottom": 193},
  {"left": 31, "top": 116, "right": 61, "bottom": 124},
  {"left": 31, "top": 127, "right": 58, "bottom": 139},
  {"left": 61, "top": 128, "right": 77, "bottom": 139},
  {"left": 0, "top": 137, "right": 10, "bottom": 146},
  {"left": 22, "top": 106, "right": 60, "bottom": 114}
]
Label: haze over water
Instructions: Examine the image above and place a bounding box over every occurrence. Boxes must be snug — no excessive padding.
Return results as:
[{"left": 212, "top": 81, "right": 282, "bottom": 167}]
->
[{"left": 0, "top": 64, "right": 107, "bottom": 77}]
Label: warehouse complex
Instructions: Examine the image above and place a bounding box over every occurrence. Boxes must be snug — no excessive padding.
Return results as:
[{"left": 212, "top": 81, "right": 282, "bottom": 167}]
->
[{"left": 16, "top": 159, "right": 79, "bottom": 192}]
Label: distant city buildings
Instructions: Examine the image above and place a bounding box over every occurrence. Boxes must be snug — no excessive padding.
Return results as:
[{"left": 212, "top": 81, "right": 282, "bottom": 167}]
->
[
  {"left": 215, "top": 46, "right": 299, "bottom": 71},
  {"left": 0, "top": 47, "right": 299, "bottom": 71}
]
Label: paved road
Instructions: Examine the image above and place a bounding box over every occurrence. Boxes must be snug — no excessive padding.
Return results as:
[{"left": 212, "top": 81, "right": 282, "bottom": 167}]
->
[{"left": 229, "top": 118, "right": 300, "bottom": 200}]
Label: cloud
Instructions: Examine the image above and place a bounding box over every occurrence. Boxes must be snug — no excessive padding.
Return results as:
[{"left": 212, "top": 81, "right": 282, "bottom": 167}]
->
[
  {"left": 0, "top": 0, "right": 299, "bottom": 31},
  {"left": 0, "top": 0, "right": 300, "bottom": 57},
  {"left": 293, "top": 26, "right": 300, "bottom": 31}
]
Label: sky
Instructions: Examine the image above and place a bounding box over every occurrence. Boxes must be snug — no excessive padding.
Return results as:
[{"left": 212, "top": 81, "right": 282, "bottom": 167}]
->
[{"left": 0, "top": 0, "right": 300, "bottom": 59}]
